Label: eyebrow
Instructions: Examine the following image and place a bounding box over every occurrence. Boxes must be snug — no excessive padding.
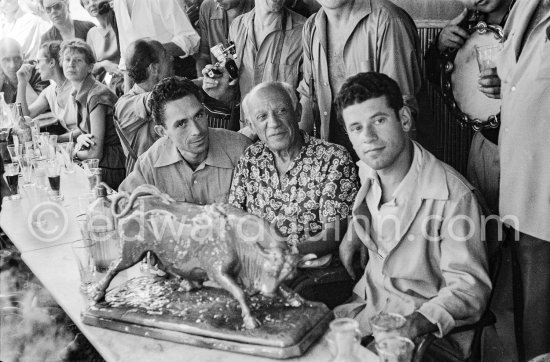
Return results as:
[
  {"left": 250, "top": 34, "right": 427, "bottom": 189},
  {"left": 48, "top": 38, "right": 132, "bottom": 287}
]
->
[{"left": 369, "top": 111, "right": 391, "bottom": 119}]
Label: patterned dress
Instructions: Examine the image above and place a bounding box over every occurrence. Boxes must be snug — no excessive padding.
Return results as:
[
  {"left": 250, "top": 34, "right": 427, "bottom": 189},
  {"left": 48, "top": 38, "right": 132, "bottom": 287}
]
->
[{"left": 229, "top": 132, "right": 358, "bottom": 248}]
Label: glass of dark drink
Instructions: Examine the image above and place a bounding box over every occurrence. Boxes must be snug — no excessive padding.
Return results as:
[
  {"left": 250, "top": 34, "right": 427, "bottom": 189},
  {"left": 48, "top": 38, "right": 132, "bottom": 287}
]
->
[
  {"left": 46, "top": 158, "right": 63, "bottom": 201},
  {"left": 3, "top": 163, "right": 20, "bottom": 200}
]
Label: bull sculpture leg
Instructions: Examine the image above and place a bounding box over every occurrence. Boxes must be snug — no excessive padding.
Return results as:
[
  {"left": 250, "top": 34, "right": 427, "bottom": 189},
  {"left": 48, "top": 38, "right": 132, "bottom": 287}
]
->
[
  {"left": 213, "top": 271, "right": 259, "bottom": 329},
  {"left": 91, "top": 242, "right": 150, "bottom": 302}
]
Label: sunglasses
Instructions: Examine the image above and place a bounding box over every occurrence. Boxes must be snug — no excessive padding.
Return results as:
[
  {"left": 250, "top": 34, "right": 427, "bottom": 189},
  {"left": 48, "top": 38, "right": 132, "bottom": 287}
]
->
[{"left": 44, "top": 2, "right": 64, "bottom": 13}]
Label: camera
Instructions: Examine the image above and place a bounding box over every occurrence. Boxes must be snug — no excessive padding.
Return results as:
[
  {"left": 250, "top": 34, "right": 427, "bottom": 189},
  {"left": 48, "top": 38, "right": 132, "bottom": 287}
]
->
[{"left": 208, "top": 42, "right": 239, "bottom": 80}]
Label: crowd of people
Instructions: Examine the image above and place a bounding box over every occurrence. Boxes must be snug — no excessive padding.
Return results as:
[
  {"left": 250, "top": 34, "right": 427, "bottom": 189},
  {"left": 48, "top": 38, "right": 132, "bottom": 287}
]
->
[{"left": 1, "top": 0, "right": 549, "bottom": 360}]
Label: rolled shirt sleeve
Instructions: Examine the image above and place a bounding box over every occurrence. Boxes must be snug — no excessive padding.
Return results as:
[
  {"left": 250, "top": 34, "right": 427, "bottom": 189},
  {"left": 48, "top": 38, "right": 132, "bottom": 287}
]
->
[
  {"left": 417, "top": 192, "right": 492, "bottom": 337},
  {"left": 158, "top": 0, "right": 200, "bottom": 57}
]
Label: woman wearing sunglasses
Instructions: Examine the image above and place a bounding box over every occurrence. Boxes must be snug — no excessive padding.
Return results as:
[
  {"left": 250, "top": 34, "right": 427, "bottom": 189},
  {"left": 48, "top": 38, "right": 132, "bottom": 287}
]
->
[
  {"left": 15, "top": 41, "right": 75, "bottom": 140},
  {"left": 39, "top": 0, "right": 94, "bottom": 44},
  {"left": 61, "top": 39, "right": 125, "bottom": 189}
]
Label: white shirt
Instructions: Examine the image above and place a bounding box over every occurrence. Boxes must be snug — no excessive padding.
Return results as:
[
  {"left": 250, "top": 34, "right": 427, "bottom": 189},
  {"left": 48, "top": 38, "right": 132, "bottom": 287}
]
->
[
  {"left": 0, "top": 9, "right": 49, "bottom": 60},
  {"left": 113, "top": 0, "right": 200, "bottom": 70}
]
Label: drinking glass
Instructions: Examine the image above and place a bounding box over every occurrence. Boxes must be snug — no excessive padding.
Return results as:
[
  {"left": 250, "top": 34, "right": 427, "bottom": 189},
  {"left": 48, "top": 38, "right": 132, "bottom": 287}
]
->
[
  {"left": 58, "top": 143, "right": 75, "bottom": 173},
  {"left": 3, "top": 163, "right": 20, "bottom": 200},
  {"left": 475, "top": 44, "right": 503, "bottom": 72},
  {"left": 326, "top": 318, "right": 362, "bottom": 362},
  {"left": 370, "top": 313, "right": 407, "bottom": 344},
  {"left": 78, "top": 193, "right": 95, "bottom": 214},
  {"left": 38, "top": 132, "right": 50, "bottom": 159},
  {"left": 46, "top": 158, "right": 63, "bottom": 201},
  {"left": 87, "top": 168, "right": 102, "bottom": 192},
  {"left": 375, "top": 336, "right": 414, "bottom": 362},
  {"left": 71, "top": 239, "right": 97, "bottom": 294},
  {"left": 24, "top": 141, "right": 34, "bottom": 157},
  {"left": 33, "top": 158, "right": 48, "bottom": 190},
  {"left": 48, "top": 135, "right": 58, "bottom": 160},
  {"left": 82, "top": 159, "right": 99, "bottom": 172},
  {"left": 19, "top": 155, "right": 34, "bottom": 188},
  {"left": 7, "top": 144, "right": 22, "bottom": 164},
  {"left": 76, "top": 214, "right": 90, "bottom": 241}
]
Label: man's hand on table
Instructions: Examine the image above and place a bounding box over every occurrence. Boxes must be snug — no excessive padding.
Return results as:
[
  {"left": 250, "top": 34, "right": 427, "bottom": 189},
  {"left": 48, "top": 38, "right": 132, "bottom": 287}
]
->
[{"left": 400, "top": 312, "right": 438, "bottom": 341}]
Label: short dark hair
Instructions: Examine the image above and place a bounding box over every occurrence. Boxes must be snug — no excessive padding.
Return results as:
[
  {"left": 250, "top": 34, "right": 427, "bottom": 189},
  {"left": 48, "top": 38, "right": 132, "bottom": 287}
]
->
[
  {"left": 126, "top": 39, "right": 166, "bottom": 83},
  {"left": 150, "top": 76, "right": 205, "bottom": 126},
  {"left": 60, "top": 39, "right": 96, "bottom": 65},
  {"left": 335, "top": 72, "right": 404, "bottom": 126}
]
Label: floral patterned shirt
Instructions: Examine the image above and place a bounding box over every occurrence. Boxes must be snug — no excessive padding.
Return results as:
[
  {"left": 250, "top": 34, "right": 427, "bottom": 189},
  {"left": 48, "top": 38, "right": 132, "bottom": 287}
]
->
[{"left": 229, "top": 132, "right": 359, "bottom": 247}]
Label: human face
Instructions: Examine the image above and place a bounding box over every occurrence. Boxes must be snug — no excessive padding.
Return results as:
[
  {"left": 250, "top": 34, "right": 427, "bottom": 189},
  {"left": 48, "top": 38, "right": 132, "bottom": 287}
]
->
[
  {"left": 0, "top": 0, "right": 19, "bottom": 15},
  {"left": 255, "top": 0, "right": 285, "bottom": 13},
  {"left": 62, "top": 50, "right": 93, "bottom": 82},
  {"left": 456, "top": 0, "right": 508, "bottom": 13},
  {"left": 43, "top": 0, "right": 69, "bottom": 25},
  {"left": 248, "top": 86, "right": 301, "bottom": 153},
  {"left": 342, "top": 96, "right": 411, "bottom": 171},
  {"left": 35, "top": 49, "right": 53, "bottom": 80},
  {"left": 0, "top": 44, "right": 23, "bottom": 79},
  {"left": 215, "top": 0, "right": 242, "bottom": 10},
  {"left": 161, "top": 96, "right": 209, "bottom": 162}
]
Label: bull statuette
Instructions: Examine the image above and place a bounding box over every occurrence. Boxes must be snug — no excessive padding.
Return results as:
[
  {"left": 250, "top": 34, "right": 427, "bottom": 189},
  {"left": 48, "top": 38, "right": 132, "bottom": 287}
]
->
[{"left": 91, "top": 185, "right": 312, "bottom": 329}]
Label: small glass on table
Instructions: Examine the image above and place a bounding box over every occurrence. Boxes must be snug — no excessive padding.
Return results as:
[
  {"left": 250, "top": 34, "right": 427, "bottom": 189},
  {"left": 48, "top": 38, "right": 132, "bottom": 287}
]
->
[
  {"left": 46, "top": 158, "right": 63, "bottom": 201},
  {"left": 58, "top": 142, "right": 75, "bottom": 173},
  {"left": 375, "top": 336, "right": 415, "bottom": 362},
  {"left": 71, "top": 239, "right": 97, "bottom": 294},
  {"left": 38, "top": 132, "right": 50, "bottom": 159},
  {"left": 370, "top": 312, "right": 407, "bottom": 344},
  {"left": 19, "top": 155, "right": 35, "bottom": 188},
  {"left": 7, "top": 144, "right": 22, "bottom": 164},
  {"left": 33, "top": 158, "right": 48, "bottom": 190},
  {"left": 3, "top": 163, "right": 20, "bottom": 200}
]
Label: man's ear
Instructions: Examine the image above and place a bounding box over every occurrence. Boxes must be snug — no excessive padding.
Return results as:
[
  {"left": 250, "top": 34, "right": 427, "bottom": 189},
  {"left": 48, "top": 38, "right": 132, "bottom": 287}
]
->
[
  {"left": 399, "top": 106, "right": 412, "bottom": 133},
  {"left": 154, "top": 124, "right": 166, "bottom": 138},
  {"left": 148, "top": 63, "right": 159, "bottom": 78}
]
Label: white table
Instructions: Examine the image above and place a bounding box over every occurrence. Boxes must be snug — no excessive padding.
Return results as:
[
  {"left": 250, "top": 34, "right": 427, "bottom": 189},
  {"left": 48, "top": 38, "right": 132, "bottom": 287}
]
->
[{"left": 1, "top": 168, "right": 378, "bottom": 362}]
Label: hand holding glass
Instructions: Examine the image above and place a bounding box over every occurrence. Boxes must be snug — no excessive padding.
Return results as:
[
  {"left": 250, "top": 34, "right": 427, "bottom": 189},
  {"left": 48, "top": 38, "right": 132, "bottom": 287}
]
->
[{"left": 475, "top": 44, "right": 503, "bottom": 72}]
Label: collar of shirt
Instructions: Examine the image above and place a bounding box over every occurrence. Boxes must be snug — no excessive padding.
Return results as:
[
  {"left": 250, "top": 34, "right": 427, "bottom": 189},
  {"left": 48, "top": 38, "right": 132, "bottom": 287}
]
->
[
  {"left": 209, "top": 3, "right": 225, "bottom": 20},
  {"left": 244, "top": 7, "right": 296, "bottom": 40},
  {"left": 154, "top": 132, "right": 235, "bottom": 170},
  {"left": 314, "top": 0, "right": 372, "bottom": 51},
  {"left": 256, "top": 130, "right": 309, "bottom": 171},
  {"left": 72, "top": 74, "right": 96, "bottom": 105},
  {"left": 359, "top": 141, "right": 450, "bottom": 203},
  {"left": 130, "top": 83, "right": 147, "bottom": 95}
]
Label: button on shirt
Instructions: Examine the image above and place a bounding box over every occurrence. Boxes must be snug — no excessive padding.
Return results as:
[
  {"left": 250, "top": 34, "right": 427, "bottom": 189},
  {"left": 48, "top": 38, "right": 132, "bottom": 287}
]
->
[
  {"left": 229, "top": 132, "right": 358, "bottom": 247},
  {"left": 119, "top": 128, "right": 252, "bottom": 203},
  {"left": 229, "top": 8, "right": 305, "bottom": 100}
]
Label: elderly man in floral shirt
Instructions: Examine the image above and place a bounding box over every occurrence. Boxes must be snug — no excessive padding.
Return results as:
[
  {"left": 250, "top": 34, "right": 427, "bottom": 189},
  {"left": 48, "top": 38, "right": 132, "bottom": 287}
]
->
[{"left": 229, "top": 81, "right": 358, "bottom": 257}]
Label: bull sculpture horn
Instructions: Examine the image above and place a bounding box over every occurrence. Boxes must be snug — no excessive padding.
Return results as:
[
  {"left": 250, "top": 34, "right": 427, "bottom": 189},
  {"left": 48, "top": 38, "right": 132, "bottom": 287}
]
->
[{"left": 112, "top": 185, "right": 175, "bottom": 219}]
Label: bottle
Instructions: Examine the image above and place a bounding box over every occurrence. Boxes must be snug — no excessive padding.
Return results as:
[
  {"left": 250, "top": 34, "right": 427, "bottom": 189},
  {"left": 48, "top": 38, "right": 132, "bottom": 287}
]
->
[
  {"left": 86, "top": 181, "right": 120, "bottom": 273},
  {"left": 13, "top": 103, "right": 32, "bottom": 145}
]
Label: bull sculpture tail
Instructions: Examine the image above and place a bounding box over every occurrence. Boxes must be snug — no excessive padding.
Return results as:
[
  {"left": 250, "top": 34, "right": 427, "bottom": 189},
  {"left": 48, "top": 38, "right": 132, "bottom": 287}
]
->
[{"left": 112, "top": 185, "right": 175, "bottom": 220}]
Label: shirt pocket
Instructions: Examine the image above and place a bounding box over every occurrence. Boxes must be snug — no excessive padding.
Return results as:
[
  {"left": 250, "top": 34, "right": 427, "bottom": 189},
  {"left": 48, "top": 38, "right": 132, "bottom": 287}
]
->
[{"left": 264, "top": 61, "right": 299, "bottom": 88}]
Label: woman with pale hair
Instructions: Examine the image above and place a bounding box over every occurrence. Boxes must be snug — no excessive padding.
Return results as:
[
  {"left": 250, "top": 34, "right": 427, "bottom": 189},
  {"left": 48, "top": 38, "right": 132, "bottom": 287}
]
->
[
  {"left": 61, "top": 39, "right": 125, "bottom": 189},
  {"left": 16, "top": 41, "right": 74, "bottom": 139},
  {"left": 39, "top": 0, "right": 94, "bottom": 44}
]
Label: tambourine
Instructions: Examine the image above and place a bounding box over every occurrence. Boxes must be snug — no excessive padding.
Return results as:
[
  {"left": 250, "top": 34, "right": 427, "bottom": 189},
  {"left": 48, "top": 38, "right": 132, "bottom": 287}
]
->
[{"left": 442, "top": 22, "right": 503, "bottom": 131}]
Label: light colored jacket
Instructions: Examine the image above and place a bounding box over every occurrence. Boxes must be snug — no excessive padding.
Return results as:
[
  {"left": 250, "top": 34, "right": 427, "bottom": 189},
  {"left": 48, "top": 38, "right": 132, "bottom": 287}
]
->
[
  {"left": 496, "top": 0, "right": 550, "bottom": 241},
  {"left": 336, "top": 142, "right": 491, "bottom": 357}
]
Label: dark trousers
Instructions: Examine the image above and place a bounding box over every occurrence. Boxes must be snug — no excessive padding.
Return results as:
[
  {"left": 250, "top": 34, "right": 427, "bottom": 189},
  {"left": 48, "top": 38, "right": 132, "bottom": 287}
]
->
[{"left": 509, "top": 229, "right": 550, "bottom": 361}]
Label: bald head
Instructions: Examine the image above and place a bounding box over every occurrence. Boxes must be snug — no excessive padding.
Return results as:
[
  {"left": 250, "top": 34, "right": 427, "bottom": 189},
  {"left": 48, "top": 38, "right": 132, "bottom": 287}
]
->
[
  {"left": 242, "top": 81, "right": 299, "bottom": 120},
  {"left": 0, "top": 38, "right": 23, "bottom": 79},
  {"left": 126, "top": 39, "right": 172, "bottom": 85}
]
